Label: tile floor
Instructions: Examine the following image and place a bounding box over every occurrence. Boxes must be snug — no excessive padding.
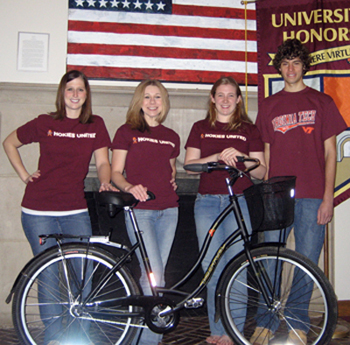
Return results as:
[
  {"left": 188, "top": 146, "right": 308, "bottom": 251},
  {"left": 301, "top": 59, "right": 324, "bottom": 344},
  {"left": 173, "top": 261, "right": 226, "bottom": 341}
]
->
[
  {"left": 162, "top": 316, "right": 350, "bottom": 345},
  {"left": 1, "top": 315, "right": 349, "bottom": 345}
]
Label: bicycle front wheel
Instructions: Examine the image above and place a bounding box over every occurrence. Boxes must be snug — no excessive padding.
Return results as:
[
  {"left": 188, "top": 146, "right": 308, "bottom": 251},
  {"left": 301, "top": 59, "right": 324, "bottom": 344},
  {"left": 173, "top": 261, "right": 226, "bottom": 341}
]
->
[
  {"left": 12, "top": 243, "right": 141, "bottom": 345},
  {"left": 218, "top": 246, "right": 337, "bottom": 345}
]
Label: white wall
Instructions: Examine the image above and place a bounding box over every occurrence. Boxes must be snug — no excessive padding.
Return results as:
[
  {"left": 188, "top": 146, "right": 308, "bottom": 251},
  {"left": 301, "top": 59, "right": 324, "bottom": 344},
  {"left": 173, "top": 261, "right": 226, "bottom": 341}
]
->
[
  {"left": 0, "top": 0, "right": 349, "bottom": 303},
  {"left": 0, "top": 0, "right": 68, "bottom": 84}
]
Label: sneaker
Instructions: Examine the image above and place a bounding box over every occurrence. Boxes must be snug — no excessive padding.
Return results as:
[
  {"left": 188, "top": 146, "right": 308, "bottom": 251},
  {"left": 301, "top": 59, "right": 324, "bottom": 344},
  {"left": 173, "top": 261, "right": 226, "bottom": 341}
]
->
[
  {"left": 287, "top": 329, "right": 307, "bottom": 344},
  {"left": 250, "top": 327, "right": 274, "bottom": 345}
]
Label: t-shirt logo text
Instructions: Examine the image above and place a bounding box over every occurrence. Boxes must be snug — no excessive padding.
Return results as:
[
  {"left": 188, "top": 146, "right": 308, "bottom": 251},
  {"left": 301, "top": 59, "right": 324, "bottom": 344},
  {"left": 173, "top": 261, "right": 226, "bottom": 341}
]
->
[
  {"left": 202, "top": 133, "right": 247, "bottom": 141},
  {"left": 272, "top": 110, "right": 316, "bottom": 134},
  {"left": 47, "top": 130, "right": 96, "bottom": 138},
  {"left": 135, "top": 137, "right": 175, "bottom": 148}
]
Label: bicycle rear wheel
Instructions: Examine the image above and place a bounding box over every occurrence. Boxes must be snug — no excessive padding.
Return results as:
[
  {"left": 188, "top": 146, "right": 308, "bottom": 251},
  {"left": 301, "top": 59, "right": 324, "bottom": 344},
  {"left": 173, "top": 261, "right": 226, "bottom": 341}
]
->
[
  {"left": 218, "top": 246, "right": 337, "bottom": 345},
  {"left": 12, "top": 243, "right": 141, "bottom": 345}
]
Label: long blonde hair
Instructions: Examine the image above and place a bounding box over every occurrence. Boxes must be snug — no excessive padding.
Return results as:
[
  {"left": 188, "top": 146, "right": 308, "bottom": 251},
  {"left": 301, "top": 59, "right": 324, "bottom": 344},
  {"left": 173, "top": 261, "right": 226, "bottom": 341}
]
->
[
  {"left": 126, "top": 80, "right": 170, "bottom": 132},
  {"left": 206, "top": 76, "right": 252, "bottom": 131}
]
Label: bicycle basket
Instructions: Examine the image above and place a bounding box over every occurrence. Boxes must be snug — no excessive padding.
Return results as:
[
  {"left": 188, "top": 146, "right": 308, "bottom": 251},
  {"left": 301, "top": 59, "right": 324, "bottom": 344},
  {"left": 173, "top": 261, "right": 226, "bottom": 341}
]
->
[{"left": 243, "top": 176, "right": 296, "bottom": 232}]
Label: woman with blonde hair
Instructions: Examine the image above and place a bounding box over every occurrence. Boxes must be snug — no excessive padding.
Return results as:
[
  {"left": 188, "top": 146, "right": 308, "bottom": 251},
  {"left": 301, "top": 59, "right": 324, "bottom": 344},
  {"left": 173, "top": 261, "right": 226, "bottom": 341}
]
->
[
  {"left": 111, "top": 79, "right": 180, "bottom": 345},
  {"left": 185, "top": 76, "right": 266, "bottom": 345}
]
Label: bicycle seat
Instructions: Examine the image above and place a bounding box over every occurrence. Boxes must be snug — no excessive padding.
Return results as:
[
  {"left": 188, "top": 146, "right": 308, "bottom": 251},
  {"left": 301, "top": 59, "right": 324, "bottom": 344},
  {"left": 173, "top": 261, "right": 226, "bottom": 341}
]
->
[{"left": 97, "top": 191, "right": 137, "bottom": 208}]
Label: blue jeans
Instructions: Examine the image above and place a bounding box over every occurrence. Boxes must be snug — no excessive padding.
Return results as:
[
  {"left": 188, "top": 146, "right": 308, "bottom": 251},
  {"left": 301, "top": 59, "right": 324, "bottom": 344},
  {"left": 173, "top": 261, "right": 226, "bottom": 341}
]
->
[
  {"left": 256, "top": 198, "right": 325, "bottom": 333},
  {"left": 125, "top": 207, "right": 178, "bottom": 345},
  {"left": 22, "top": 211, "right": 92, "bottom": 256},
  {"left": 194, "top": 194, "right": 252, "bottom": 337},
  {"left": 22, "top": 211, "right": 93, "bottom": 344}
]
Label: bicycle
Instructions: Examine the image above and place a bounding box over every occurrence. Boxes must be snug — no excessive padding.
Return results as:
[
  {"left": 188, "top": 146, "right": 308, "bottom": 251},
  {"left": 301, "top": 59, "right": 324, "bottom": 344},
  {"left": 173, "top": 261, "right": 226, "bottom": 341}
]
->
[{"left": 6, "top": 157, "right": 338, "bottom": 345}]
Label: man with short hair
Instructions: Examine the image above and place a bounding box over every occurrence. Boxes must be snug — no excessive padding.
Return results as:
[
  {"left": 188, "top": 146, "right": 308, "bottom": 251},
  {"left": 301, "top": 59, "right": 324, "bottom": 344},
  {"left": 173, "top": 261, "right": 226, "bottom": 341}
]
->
[{"left": 251, "top": 38, "right": 347, "bottom": 345}]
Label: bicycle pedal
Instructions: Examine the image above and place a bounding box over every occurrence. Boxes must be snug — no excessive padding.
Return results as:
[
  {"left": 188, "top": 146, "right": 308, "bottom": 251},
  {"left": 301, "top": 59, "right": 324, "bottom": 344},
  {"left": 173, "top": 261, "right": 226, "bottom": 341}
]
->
[{"left": 184, "top": 298, "right": 204, "bottom": 309}]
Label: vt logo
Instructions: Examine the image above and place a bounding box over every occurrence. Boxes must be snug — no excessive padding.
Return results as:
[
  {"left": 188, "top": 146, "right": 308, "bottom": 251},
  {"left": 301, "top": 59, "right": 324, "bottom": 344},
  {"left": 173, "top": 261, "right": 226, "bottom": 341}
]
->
[{"left": 303, "top": 127, "right": 314, "bottom": 134}]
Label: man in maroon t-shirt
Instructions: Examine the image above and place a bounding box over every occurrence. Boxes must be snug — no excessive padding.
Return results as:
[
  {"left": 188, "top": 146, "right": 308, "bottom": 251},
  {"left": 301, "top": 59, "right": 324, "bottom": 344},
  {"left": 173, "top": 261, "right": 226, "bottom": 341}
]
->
[{"left": 253, "top": 39, "right": 347, "bottom": 345}]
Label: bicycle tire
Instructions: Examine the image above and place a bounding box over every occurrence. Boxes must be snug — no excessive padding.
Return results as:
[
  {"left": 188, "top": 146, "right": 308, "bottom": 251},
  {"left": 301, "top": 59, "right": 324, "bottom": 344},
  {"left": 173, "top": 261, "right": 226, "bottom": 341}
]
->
[
  {"left": 12, "top": 243, "right": 141, "bottom": 345},
  {"left": 218, "top": 246, "right": 337, "bottom": 345}
]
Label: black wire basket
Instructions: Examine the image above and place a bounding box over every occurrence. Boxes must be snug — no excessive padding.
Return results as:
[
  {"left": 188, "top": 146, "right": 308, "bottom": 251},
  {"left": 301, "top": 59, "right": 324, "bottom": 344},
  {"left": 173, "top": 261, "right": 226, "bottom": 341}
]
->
[{"left": 243, "top": 176, "right": 296, "bottom": 232}]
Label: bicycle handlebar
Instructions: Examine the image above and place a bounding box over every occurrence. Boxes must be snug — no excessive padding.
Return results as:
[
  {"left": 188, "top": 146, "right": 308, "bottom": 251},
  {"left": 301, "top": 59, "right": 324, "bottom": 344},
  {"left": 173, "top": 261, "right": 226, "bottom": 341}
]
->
[
  {"left": 184, "top": 156, "right": 260, "bottom": 175},
  {"left": 183, "top": 163, "right": 211, "bottom": 173},
  {"left": 146, "top": 191, "right": 156, "bottom": 200}
]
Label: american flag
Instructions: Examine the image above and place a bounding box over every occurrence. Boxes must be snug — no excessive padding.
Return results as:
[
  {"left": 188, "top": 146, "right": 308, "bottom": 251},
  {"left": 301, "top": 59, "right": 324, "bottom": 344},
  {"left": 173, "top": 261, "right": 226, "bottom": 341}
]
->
[{"left": 67, "top": 0, "right": 257, "bottom": 84}]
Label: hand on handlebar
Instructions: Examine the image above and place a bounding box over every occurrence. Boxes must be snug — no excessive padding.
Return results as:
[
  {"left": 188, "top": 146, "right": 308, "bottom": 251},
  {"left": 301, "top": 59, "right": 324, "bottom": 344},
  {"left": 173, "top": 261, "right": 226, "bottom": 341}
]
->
[
  {"left": 219, "top": 148, "right": 246, "bottom": 167},
  {"left": 184, "top": 157, "right": 260, "bottom": 174}
]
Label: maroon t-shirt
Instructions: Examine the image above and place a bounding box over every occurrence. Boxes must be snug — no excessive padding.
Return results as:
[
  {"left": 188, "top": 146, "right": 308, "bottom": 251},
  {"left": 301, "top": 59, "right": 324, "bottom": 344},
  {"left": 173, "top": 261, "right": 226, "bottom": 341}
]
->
[
  {"left": 17, "top": 114, "right": 111, "bottom": 211},
  {"left": 112, "top": 123, "right": 180, "bottom": 210},
  {"left": 256, "top": 87, "right": 347, "bottom": 199},
  {"left": 185, "top": 120, "right": 264, "bottom": 194}
]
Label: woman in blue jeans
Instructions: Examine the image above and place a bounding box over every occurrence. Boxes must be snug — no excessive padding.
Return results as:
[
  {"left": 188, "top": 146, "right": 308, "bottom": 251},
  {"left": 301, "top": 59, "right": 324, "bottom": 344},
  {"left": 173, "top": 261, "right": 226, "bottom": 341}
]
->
[
  {"left": 184, "top": 77, "right": 266, "bottom": 345},
  {"left": 3, "top": 70, "right": 114, "bottom": 345},
  {"left": 111, "top": 79, "right": 180, "bottom": 345}
]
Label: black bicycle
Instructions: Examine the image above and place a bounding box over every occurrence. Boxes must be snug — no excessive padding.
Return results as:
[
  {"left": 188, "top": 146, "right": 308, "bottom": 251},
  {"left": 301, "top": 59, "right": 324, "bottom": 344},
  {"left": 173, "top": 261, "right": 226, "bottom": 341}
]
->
[{"left": 6, "top": 157, "right": 337, "bottom": 345}]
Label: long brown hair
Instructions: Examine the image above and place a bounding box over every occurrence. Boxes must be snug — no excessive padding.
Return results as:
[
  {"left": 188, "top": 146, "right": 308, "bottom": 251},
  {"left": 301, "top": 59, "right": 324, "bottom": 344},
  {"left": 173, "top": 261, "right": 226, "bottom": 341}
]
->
[
  {"left": 50, "top": 70, "right": 93, "bottom": 123},
  {"left": 126, "top": 80, "right": 170, "bottom": 132},
  {"left": 206, "top": 76, "right": 252, "bottom": 131}
]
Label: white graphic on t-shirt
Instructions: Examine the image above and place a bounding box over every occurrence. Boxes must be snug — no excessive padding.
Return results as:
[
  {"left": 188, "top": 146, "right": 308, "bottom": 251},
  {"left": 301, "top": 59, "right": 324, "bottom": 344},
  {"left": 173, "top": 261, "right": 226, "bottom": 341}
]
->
[
  {"left": 49, "top": 131, "right": 96, "bottom": 139},
  {"left": 272, "top": 110, "right": 316, "bottom": 134},
  {"left": 226, "top": 134, "right": 247, "bottom": 141},
  {"left": 202, "top": 133, "right": 247, "bottom": 141},
  {"left": 76, "top": 133, "right": 96, "bottom": 138},
  {"left": 136, "top": 137, "right": 175, "bottom": 148}
]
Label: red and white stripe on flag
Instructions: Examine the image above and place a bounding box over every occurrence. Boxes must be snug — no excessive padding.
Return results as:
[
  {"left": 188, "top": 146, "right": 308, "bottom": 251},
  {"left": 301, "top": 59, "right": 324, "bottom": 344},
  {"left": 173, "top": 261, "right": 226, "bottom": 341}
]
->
[{"left": 67, "top": 0, "right": 257, "bottom": 84}]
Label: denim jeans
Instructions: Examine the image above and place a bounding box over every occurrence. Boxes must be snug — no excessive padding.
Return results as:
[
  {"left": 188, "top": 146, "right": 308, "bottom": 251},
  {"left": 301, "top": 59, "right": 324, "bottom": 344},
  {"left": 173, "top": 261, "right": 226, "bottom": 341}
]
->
[
  {"left": 194, "top": 194, "right": 252, "bottom": 337},
  {"left": 125, "top": 207, "right": 178, "bottom": 345},
  {"left": 21, "top": 211, "right": 93, "bottom": 344},
  {"left": 22, "top": 211, "right": 92, "bottom": 256},
  {"left": 256, "top": 198, "right": 325, "bottom": 333}
]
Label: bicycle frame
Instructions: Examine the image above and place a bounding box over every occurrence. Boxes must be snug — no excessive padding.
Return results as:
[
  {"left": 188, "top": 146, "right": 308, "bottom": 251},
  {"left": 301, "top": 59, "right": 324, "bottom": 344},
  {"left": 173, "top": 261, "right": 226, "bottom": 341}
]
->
[
  {"left": 6, "top": 159, "right": 278, "bottom": 326},
  {"left": 48, "top": 195, "right": 252, "bottom": 320},
  {"left": 69, "top": 161, "right": 276, "bottom": 317}
]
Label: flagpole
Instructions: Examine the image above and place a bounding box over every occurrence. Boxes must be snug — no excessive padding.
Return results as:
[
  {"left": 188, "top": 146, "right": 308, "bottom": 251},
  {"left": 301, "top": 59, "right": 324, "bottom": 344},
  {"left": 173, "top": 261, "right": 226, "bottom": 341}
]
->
[
  {"left": 241, "top": 0, "right": 258, "bottom": 114},
  {"left": 241, "top": 0, "right": 258, "bottom": 113}
]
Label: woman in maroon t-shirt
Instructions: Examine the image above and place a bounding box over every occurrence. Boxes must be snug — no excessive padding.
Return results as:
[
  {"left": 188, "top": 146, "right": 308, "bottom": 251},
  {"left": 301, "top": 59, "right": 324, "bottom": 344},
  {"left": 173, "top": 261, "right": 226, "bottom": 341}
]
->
[
  {"left": 3, "top": 70, "right": 113, "bottom": 344},
  {"left": 3, "top": 70, "right": 113, "bottom": 251},
  {"left": 111, "top": 79, "right": 180, "bottom": 345},
  {"left": 185, "top": 77, "right": 266, "bottom": 345}
]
